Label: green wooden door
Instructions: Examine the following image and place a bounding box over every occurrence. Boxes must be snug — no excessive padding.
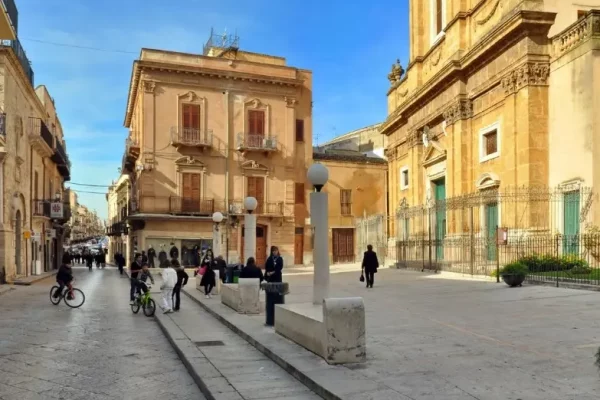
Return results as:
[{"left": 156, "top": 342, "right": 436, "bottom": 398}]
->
[
  {"left": 563, "top": 191, "right": 580, "bottom": 255},
  {"left": 434, "top": 179, "right": 446, "bottom": 260},
  {"left": 485, "top": 203, "right": 498, "bottom": 261}
]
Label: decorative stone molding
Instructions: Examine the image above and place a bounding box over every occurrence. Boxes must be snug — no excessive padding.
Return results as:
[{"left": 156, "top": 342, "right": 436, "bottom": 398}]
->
[
  {"left": 142, "top": 80, "right": 156, "bottom": 93},
  {"left": 240, "top": 160, "right": 269, "bottom": 174},
  {"left": 179, "top": 91, "right": 198, "bottom": 102},
  {"left": 501, "top": 62, "right": 550, "bottom": 96},
  {"left": 407, "top": 130, "right": 422, "bottom": 149},
  {"left": 284, "top": 96, "right": 297, "bottom": 108},
  {"left": 476, "top": 0, "right": 500, "bottom": 26},
  {"left": 476, "top": 173, "right": 500, "bottom": 190},
  {"left": 174, "top": 156, "right": 205, "bottom": 170},
  {"left": 443, "top": 99, "right": 473, "bottom": 126},
  {"left": 387, "top": 59, "right": 405, "bottom": 85}
]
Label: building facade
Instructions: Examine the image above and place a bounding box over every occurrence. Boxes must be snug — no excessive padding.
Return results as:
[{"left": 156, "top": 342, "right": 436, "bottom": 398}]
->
[
  {"left": 318, "top": 123, "right": 386, "bottom": 159},
  {"left": 119, "top": 33, "right": 312, "bottom": 268},
  {"left": 312, "top": 150, "right": 387, "bottom": 264},
  {"left": 106, "top": 174, "right": 130, "bottom": 264},
  {"left": 382, "top": 0, "right": 600, "bottom": 272},
  {"left": 0, "top": 2, "right": 71, "bottom": 281}
]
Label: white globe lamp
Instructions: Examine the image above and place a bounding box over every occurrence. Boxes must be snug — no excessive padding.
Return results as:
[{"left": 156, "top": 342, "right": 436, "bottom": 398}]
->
[
  {"left": 212, "top": 211, "right": 224, "bottom": 223},
  {"left": 244, "top": 197, "right": 258, "bottom": 214},
  {"left": 307, "top": 163, "right": 329, "bottom": 192}
]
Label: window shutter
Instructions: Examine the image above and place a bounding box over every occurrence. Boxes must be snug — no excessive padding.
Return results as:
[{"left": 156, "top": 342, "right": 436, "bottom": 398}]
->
[
  {"left": 248, "top": 110, "right": 265, "bottom": 135},
  {"left": 295, "top": 119, "right": 304, "bottom": 142},
  {"left": 295, "top": 183, "right": 305, "bottom": 204}
]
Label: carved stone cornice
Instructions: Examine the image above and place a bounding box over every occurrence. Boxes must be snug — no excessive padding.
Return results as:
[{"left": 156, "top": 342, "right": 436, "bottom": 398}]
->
[
  {"left": 501, "top": 62, "right": 550, "bottom": 96},
  {"left": 407, "top": 130, "right": 422, "bottom": 149},
  {"left": 443, "top": 99, "right": 473, "bottom": 126},
  {"left": 284, "top": 96, "right": 297, "bottom": 108}
]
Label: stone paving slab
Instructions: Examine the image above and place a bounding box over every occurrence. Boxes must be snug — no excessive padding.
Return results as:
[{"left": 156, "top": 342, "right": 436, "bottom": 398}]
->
[
  {"left": 0, "top": 284, "right": 15, "bottom": 295},
  {"left": 182, "top": 268, "right": 600, "bottom": 400},
  {"left": 153, "top": 292, "right": 322, "bottom": 400},
  {"left": 12, "top": 270, "right": 57, "bottom": 285}
]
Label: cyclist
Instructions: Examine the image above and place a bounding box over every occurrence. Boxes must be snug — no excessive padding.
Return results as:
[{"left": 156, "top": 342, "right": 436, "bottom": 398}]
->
[
  {"left": 135, "top": 263, "right": 155, "bottom": 298},
  {"left": 54, "top": 260, "right": 74, "bottom": 300}
]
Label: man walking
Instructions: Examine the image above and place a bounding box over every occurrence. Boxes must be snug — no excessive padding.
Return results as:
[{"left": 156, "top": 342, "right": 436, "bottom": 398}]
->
[{"left": 361, "top": 244, "right": 379, "bottom": 289}]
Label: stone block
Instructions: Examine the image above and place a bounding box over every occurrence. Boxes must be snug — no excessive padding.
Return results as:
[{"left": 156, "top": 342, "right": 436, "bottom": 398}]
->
[
  {"left": 323, "top": 297, "right": 366, "bottom": 364},
  {"left": 275, "top": 303, "right": 324, "bottom": 357},
  {"left": 221, "top": 284, "right": 239, "bottom": 311},
  {"left": 220, "top": 279, "right": 261, "bottom": 314}
]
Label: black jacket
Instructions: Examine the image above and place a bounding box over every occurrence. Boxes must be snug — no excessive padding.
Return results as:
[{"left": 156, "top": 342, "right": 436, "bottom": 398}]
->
[
  {"left": 175, "top": 269, "right": 189, "bottom": 287},
  {"left": 130, "top": 261, "right": 142, "bottom": 279},
  {"left": 362, "top": 250, "right": 379, "bottom": 273},
  {"left": 56, "top": 264, "right": 73, "bottom": 283},
  {"left": 147, "top": 248, "right": 156, "bottom": 260},
  {"left": 170, "top": 246, "right": 179, "bottom": 259},
  {"left": 240, "top": 265, "right": 264, "bottom": 283},
  {"left": 265, "top": 255, "right": 283, "bottom": 283}
]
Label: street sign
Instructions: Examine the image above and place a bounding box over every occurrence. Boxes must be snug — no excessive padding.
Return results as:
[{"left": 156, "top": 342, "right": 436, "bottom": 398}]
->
[
  {"left": 50, "top": 202, "right": 63, "bottom": 219},
  {"left": 23, "top": 230, "right": 31, "bottom": 240}
]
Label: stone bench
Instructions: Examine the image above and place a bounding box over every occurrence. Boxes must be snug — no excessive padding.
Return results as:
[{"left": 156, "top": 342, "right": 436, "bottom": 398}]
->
[
  {"left": 275, "top": 297, "right": 366, "bottom": 364},
  {"left": 195, "top": 270, "right": 221, "bottom": 294},
  {"left": 220, "top": 278, "right": 261, "bottom": 314}
]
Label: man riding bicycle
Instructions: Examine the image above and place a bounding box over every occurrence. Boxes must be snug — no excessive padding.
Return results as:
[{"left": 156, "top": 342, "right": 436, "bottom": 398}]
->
[{"left": 54, "top": 260, "right": 74, "bottom": 300}]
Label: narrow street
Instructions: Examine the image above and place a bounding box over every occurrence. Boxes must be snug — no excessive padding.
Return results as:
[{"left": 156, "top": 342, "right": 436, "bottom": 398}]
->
[{"left": 0, "top": 267, "right": 205, "bottom": 400}]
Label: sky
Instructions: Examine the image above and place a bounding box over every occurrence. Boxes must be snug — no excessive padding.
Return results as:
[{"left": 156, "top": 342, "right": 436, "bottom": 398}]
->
[{"left": 16, "top": 0, "right": 410, "bottom": 219}]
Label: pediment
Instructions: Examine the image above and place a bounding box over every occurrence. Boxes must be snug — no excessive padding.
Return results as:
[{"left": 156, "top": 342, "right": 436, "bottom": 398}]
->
[
  {"left": 422, "top": 144, "right": 446, "bottom": 167},
  {"left": 245, "top": 98, "right": 266, "bottom": 109},
  {"left": 178, "top": 91, "right": 202, "bottom": 102},
  {"left": 476, "top": 173, "right": 500, "bottom": 190},
  {"left": 240, "top": 160, "right": 269, "bottom": 171},
  {"left": 175, "top": 156, "right": 205, "bottom": 167}
]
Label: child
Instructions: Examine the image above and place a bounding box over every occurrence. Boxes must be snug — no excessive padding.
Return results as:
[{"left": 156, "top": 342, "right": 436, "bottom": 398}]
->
[
  {"left": 160, "top": 260, "right": 178, "bottom": 313},
  {"left": 136, "top": 263, "right": 155, "bottom": 297}
]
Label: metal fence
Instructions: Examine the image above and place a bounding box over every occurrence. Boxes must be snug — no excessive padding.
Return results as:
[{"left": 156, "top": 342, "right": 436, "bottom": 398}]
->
[
  {"left": 393, "top": 185, "right": 600, "bottom": 284},
  {"left": 356, "top": 214, "right": 388, "bottom": 266}
]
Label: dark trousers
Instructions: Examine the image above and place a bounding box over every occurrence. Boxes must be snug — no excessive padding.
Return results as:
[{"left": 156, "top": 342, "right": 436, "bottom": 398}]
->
[
  {"left": 149, "top": 258, "right": 155, "bottom": 268},
  {"left": 204, "top": 284, "right": 214, "bottom": 295},
  {"left": 130, "top": 279, "right": 137, "bottom": 301},
  {"left": 118, "top": 264, "right": 124, "bottom": 275},
  {"left": 172, "top": 284, "right": 181, "bottom": 310},
  {"left": 365, "top": 270, "right": 375, "bottom": 288}
]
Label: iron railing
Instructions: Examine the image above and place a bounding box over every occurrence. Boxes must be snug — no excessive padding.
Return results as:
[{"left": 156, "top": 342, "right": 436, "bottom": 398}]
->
[
  {"left": 0, "top": 37, "right": 33, "bottom": 86},
  {"left": 132, "top": 195, "right": 226, "bottom": 215},
  {"left": 171, "top": 127, "right": 213, "bottom": 147},
  {"left": 228, "top": 199, "right": 286, "bottom": 215},
  {"left": 28, "top": 117, "right": 53, "bottom": 149},
  {"left": 2, "top": 0, "right": 19, "bottom": 34},
  {"left": 32, "top": 199, "right": 51, "bottom": 218},
  {"left": 236, "top": 133, "right": 278, "bottom": 151}
]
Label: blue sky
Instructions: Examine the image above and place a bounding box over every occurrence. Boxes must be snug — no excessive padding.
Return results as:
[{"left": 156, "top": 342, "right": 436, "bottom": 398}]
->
[{"left": 17, "top": 0, "right": 409, "bottom": 219}]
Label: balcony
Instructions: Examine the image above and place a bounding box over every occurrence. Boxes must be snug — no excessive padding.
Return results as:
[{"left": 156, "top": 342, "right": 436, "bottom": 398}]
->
[
  {"left": 0, "top": 0, "right": 18, "bottom": 40},
  {"left": 236, "top": 133, "right": 278, "bottom": 154},
  {"left": 107, "top": 222, "right": 127, "bottom": 237},
  {"left": 51, "top": 139, "right": 71, "bottom": 180},
  {"left": 130, "top": 195, "right": 227, "bottom": 217},
  {"left": 28, "top": 117, "right": 54, "bottom": 157},
  {"left": 0, "top": 38, "right": 33, "bottom": 86},
  {"left": 171, "top": 127, "right": 213, "bottom": 149},
  {"left": 228, "top": 199, "right": 287, "bottom": 216},
  {"left": 122, "top": 137, "right": 140, "bottom": 173},
  {"left": 0, "top": 111, "right": 5, "bottom": 146},
  {"left": 32, "top": 200, "right": 70, "bottom": 221}
]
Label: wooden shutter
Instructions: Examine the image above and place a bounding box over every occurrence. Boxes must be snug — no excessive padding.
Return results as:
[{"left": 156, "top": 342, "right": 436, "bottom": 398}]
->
[
  {"left": 340, "top": 189, "right": 352, "bottom": 215},
  {"left": 182, "top": 104, "right": 200, "bottom": 130},
  {"left": 295, "top": 119, "right": 304, "bottom": 142},
  {"left": 485, "top": 131, "right": 497, "bottom": 155},
  {"left": 247, "top": 176, "right": 265, "bottom": 213},
  {"left": 248, "top": 110, "right": 265, "bottom": 135},
  {"left": 436, "top": 0, "right": 443, "bottom": 33},
  {"left": 295, "top": 183, "right": 305, "bottom": 204},
  {"left": 34, "top": 171, "right": 38, "bottom": 200},
  {"left": 182, "top": 173, "right": 201, "bottom": 212}
]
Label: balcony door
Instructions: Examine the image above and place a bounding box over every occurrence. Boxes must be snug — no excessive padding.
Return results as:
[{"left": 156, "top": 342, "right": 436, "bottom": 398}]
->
[
  {"left": 247, "top": 110, "right": 265, "bottom": 147},
  {"left": 247, "top": 176, "right": 264, "bottom": 214},
  {"left": 182, "top": 104, "right": 201, "bottom": 142},
  {"left": 182, "top": 173, "right": 201, "bottom": 213}
]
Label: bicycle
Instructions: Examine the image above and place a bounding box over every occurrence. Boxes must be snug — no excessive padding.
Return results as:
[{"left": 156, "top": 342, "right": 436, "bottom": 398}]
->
[
  {"left": 49, "top": 284, "right": 86, "bottom": 308},
  {"left": 131, "top": 285, "right": 156, "bottom": 317}
]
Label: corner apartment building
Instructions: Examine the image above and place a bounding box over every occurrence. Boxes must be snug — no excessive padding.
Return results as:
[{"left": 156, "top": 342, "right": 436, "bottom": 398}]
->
[
  {"left": 0, "top": 0, "right": 71, "bottom": 281},
  {"left": 119, "top": 32, "right": 312, "bottom": 267},
  {"left": 106, "top": 174, "right": 130, "bottom": 264},
  {"left": 382, "top": 0, "right": 600, "bottom": 272}
]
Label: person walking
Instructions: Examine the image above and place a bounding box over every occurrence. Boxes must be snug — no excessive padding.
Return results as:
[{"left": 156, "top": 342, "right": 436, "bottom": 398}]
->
[
  {"left": 129, "top": 253, "right": 143, "bottom": 304},
  {"left": 199, "top": 249, "right": 216, "bottom": 299},
  {"left": 214, "top": 255, "right": 227, "bottom": 284},
  {"left": 265, "top": 246, "right": 283, "bottom": 283},
  {"left": 361, "top": 244, "right": 379, "bottom": 289},
  {"left": 147, "top": 245, "right": 156, "bottom": 268},
  {"left": 172, "top": 263, "right": 189, "bottom": 312},
  {"left": 160, "top": 260, "right": 178, "bottom": 313}
]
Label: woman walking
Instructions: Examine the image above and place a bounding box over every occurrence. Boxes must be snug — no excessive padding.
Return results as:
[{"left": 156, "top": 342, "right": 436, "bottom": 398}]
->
[{"left": 199, "top": 249, "right": 216, "bottom": 299}]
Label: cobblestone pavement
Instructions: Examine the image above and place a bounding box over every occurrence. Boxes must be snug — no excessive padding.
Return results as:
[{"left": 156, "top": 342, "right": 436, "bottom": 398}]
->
[{"left": 0, "top": 267, "right": 205, "bottom": 400}]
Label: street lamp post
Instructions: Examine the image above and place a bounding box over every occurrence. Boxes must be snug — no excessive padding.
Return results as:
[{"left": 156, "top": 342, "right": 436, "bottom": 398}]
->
[
  {"left": 308, "top": 163, "right": 330, "bottom": 305},
  {"left": 212, "top": 211, "right": 224, "bottom": 256},
  {"left": 243, "top": 197, "right": 258, "bottom": 263}
]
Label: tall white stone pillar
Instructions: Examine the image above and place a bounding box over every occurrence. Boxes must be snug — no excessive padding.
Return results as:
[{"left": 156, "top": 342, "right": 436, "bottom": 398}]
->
[
  {"left": 212, "top": 212, "right": 223, "bottom": 257},
  {"left": 243, "top": 197, "right": 258, "bottom": 264},
  {"left": 308, "top": 163, "right": 330, "bottom": 305}
]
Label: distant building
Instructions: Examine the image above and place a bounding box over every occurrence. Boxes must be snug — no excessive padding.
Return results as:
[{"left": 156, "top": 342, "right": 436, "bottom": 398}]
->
[{"left": 316, "top": 123, "right": 386, "bottom": 159}]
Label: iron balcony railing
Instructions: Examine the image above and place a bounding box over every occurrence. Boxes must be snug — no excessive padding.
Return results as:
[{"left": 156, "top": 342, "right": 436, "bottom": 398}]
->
[
  {"left": 131, "top": 195, "right": 227, "bottom": 216},
  {"left": 228, "top": 199, "right": 286, "bottom": 216},
  {"left": 170, "top": 127, "right": 213, "bottom": 147},
  {"left": 0, "top": 37, "right": 33, "bottom": 86},
  {"left": 2, "top": 0, "right": 19, "bottom": 34},
  {"left": 28, "top": 117, "right": 53, "bottom": 149},
  {"left": 32, "top": 199, "right": 51, "bottom": 218},
  {"left": 236, "top": 133, "right": 278, "bottom": 151}
]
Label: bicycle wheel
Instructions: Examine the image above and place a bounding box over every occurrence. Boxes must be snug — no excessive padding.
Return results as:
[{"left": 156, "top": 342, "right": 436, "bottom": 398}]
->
[
  {"left": 131, "top": 299, "right": 140, "bottom": 314},
  {"left": 64, "top": 288, "right": 85, "bottom": 308},
  {"left": 49, "top": 286, "right": 62, "bottom": 305},
  {"left": 143, "top": 298, "right": 156, "bottom": 317}
]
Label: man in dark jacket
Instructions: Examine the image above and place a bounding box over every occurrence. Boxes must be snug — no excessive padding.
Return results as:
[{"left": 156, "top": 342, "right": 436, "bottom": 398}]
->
[
  {"left": 361, "top": 244, "right": 379, "bottom": 289},
  {"left": 129, "top": 253, "right": 143, "bottom": 304},
  {"left": 215, "top": 255, "right": 227, "bottom": 283},
  {"left": 264, "top": 246, "right": 283, "bottom": 283},
  {"left": 172, "top": 265, "right": 189, "bottom": 312},
  {"left": 240, "top": 257, "right": 264, "bottom": 284}
]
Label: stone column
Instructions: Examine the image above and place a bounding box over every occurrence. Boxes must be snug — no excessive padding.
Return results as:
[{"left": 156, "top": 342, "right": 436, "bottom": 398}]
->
[
  {"left": 243, "top": 213, "right": 256, "bottom": 262},
  {"left": 311, "top": 190, "right": 330, "bottom": 305},
  {"left": 212, "top": 224, "right": 221, "bottom": 257}
]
